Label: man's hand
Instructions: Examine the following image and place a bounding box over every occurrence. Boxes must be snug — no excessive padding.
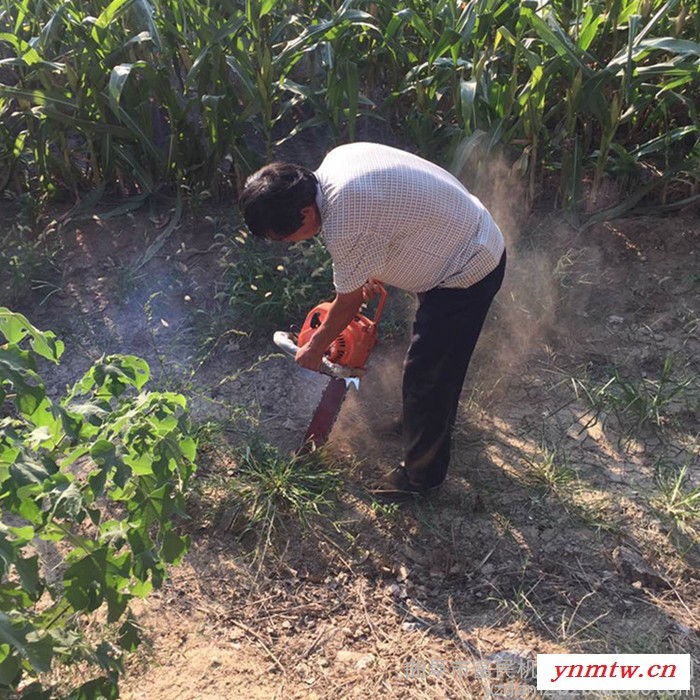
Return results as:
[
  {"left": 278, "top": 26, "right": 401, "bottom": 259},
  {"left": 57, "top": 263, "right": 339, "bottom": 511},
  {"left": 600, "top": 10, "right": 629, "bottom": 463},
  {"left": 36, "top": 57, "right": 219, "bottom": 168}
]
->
[
  {"left": 294, "top": 287, "right": 365, "bottom": 371},
  {"left": 295, "top": 341, "right": 325, "bottom": 371},
  {"left": 362, "top": 277, "right": 383, "bottom": 302}
]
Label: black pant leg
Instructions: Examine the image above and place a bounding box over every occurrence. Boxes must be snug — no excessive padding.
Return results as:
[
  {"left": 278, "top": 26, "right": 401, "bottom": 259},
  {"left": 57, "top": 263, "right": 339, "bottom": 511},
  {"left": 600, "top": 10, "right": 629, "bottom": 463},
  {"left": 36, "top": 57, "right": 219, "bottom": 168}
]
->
[{"left": 402, "top": 252, "right": 506, "bottom": 489}]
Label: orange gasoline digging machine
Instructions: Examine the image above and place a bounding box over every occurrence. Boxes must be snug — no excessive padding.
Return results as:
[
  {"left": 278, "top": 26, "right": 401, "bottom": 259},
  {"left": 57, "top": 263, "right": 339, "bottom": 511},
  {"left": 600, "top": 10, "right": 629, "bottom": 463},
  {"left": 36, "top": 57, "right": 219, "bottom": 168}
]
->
[
  {"left": 273, "top": 284, "right": 387, "bottom": 450},
  {"left": 296, "top": 287, "right": 387, "bottom": 372}
]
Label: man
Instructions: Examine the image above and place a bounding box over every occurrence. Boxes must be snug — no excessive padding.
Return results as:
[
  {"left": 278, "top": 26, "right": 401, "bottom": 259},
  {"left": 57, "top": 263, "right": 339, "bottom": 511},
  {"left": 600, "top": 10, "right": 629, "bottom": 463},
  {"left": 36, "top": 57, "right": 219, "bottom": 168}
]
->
[{"left": 238, "top": 142, "right": 506, "bottom": 503}]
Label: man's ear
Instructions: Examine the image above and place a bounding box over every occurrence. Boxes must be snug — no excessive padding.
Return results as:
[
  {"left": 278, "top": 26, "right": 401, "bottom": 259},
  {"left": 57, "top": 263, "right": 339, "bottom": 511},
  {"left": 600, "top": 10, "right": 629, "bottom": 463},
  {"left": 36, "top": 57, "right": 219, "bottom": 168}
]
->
[{"left": 300, "top": 205, "right": 315, "bottom": 222}]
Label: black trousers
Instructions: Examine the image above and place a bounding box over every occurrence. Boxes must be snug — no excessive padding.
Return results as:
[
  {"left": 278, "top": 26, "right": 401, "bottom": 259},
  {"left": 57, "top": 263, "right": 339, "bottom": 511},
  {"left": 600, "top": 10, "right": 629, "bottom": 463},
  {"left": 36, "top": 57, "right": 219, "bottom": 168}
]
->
[{"left": 402, "top": 251, "right": 506, "bottom": 489}]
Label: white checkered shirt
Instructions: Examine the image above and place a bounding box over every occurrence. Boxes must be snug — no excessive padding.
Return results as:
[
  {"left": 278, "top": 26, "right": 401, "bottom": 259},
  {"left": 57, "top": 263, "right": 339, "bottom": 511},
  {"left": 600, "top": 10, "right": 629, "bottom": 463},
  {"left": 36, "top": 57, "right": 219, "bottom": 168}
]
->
[{"left": 314, "top": 142, "right": 505, "bottom": 294}]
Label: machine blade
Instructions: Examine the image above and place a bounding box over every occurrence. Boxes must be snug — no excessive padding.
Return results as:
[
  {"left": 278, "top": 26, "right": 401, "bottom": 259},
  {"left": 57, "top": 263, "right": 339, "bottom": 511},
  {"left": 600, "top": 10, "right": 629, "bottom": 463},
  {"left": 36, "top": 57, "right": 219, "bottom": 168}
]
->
[{"left": 299, "top": 377, "right": 348, "bottom": 453}]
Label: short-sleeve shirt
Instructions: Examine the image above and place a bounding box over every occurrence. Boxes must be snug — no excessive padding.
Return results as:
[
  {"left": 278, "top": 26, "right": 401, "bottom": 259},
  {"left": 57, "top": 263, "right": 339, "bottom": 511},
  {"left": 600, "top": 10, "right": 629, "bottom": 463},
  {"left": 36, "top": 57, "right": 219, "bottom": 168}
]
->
[{"left": 314, "top": 142, "right": 505, "bottom": 294}]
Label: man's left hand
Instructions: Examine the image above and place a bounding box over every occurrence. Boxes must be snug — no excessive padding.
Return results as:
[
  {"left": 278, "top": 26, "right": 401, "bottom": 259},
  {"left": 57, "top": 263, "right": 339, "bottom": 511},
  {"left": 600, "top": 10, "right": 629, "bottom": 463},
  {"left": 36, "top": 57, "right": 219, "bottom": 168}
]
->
[{"left": 362, "top": 277, "right": 383, "bottom": 302}]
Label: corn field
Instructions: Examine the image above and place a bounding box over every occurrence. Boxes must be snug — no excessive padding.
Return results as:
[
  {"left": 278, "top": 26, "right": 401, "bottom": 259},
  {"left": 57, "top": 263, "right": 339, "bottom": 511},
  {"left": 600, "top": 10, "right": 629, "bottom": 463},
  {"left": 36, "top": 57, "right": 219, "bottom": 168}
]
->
[{"left": 0, "top": 0, "right": 698, "bottom": 220}]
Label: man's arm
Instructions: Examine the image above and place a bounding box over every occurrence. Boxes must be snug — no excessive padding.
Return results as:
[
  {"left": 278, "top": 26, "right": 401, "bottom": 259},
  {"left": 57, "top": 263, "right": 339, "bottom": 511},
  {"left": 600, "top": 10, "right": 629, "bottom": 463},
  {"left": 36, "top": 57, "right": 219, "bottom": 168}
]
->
[{"left": 295, "top": 288, "right": 364, "bottom": 370}]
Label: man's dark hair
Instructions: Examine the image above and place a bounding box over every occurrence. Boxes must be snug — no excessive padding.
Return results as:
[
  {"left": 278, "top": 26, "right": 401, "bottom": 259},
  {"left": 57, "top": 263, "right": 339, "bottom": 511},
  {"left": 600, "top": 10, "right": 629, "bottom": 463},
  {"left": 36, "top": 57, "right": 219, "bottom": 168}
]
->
[{"left": 238, "top": 162, "right": 318, "bottom": 240}]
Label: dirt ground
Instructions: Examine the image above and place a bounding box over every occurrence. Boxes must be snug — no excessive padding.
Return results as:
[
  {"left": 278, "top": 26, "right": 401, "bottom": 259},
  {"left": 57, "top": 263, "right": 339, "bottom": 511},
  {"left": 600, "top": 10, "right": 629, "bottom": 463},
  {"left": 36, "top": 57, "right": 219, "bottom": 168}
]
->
[{"left": 3, "top": 195, "right": 699, "bottom": 698}]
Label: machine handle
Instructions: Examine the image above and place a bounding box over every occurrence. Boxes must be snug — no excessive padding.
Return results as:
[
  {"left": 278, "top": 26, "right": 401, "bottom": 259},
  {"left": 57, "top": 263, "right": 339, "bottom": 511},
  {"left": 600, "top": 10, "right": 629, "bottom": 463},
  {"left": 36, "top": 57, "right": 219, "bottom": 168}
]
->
[
  {"left": 367, "top": 283, "right": 387, "bottom": 326},
  {"left": 273, "top": 331, "right": 365, "bottom": 379}
]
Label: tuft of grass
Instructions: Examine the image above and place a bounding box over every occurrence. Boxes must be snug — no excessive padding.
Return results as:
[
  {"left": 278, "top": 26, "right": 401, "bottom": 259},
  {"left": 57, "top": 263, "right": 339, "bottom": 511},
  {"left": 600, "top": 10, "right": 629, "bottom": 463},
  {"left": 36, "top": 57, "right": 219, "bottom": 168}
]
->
[
  {"left": 571, "top": 355, "right": 695, "bottom": 434},
  {"left": 553, "top": 248, "right": 597, "bottom": 289},
  {"left": 652, "top": 459, "right": 700, "bottom": 537},
  {"left": 558, "top": 591, "right": 610, "bottom": 646},
  {"left": 571, "top": 493, "right": 623, "bottom": 534},
  {"left": 214, "top": 439, "right": 342, "bottom": 560},
  {"left": 524, "top": 442, "right": 576, "bottom": 497},
  {"left": 487, "top": 568, "right": 556, "bottom": 638},
  {"left": 369, "top": 500, "right": 402, "bottom": 518},
  {"left": 0, "top": 199, "right": 58, "bottom": 307},
  {"left": 608, "top": 357, "right": 694, "bottom": 430},
  {"left": 191, "top": 419, "right": 230, "bottom": 452},
  {"left": 186, "top": 306, "right": 248, "bottom": 361}
]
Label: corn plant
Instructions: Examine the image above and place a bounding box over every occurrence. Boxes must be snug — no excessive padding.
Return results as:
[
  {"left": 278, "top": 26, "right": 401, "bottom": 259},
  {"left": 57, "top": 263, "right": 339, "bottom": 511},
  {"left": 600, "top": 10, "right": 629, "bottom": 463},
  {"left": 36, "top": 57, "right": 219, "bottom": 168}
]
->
[
  {"left": 0, "top": 0, "right": 380, "bottom": 200},
  {"left": 279, "top": 2, "right": 383, "bottom": 143},
  {"left": 376, "top": 0, "right": 508, "bottom": 159},
  {"left": 372, "top": 0, "right": 699, "bottom": 214},
  {"left": 225, "top": 0, "right": 379, "bottom": 155},
  {"left": 0, "top": 0, "right": 698, "bottom": 218},
  {"left": 521, "top": 0, "right": 699, "bottom": 217}
]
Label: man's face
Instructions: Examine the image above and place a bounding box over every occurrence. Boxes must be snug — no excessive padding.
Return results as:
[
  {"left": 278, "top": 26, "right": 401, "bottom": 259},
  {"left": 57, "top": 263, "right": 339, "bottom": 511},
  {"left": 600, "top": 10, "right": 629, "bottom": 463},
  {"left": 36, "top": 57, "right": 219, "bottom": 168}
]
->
[{"left": 280, "top": 204, "right": 321, "bottom": 242}]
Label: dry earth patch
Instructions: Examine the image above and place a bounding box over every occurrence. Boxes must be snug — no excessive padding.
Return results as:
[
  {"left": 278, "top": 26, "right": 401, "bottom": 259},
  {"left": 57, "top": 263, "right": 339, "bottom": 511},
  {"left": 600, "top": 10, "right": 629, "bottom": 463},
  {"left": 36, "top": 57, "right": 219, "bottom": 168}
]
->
[{"left": 4, "top": 201, "right": 698, "bottom": 699}]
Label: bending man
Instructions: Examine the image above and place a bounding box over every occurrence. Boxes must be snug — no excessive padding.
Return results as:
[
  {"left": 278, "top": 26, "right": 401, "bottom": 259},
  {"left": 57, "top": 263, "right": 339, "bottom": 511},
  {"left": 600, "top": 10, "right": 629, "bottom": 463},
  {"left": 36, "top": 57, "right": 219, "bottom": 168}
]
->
[{"left": 238, "top": 142, "right": 506, "bottom": 503}]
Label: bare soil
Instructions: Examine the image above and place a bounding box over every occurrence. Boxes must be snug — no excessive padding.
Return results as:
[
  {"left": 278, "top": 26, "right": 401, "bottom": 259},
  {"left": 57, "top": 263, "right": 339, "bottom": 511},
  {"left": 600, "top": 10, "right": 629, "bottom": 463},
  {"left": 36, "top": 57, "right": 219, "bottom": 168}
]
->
[{"left": 4, "top": 198, "right": 699, "bottom": 699}]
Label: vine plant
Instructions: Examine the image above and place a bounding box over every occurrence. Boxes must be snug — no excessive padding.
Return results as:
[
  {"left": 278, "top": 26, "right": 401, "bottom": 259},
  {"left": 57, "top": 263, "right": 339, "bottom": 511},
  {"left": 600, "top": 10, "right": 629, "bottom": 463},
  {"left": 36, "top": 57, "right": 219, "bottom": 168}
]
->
[{"left": 0, "top": 308, "right": 197, "bottom": 698}]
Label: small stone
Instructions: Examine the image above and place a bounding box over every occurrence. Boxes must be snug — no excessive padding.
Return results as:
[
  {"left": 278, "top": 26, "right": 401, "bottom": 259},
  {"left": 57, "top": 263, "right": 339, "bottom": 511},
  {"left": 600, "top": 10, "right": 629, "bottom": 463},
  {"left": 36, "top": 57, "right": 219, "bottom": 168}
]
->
[
  {"left": 337, "top": 650, "right": 364, "bottom": 665},
  {"left": 355, "top": 654, "right": 375, "bottom": 670},
  {"left": 401, "top": 621, "right": 421, "bottom": 632},
  {"left": 607, "top": 315, "right": 624, "bottom": 325},
  {"left": 672, "top": 621, "right": 694, "bottom": 636},
  {"left": 613, "top": 546, "right": 671, "bottom": 590},
  {"left": 387, "top": 583, "right": 402, "bottom": 597},
  {"left": 403, "top": 545, "right": 429, "bottom": 565}
]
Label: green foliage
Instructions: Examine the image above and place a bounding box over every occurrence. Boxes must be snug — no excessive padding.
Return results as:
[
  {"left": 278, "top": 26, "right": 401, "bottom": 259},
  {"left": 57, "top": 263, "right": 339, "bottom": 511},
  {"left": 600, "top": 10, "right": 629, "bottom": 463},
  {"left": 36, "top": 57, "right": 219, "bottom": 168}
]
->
[
  {"left": 0, "top": 0, "right": 697, "bottom": 219},
  {"left": 523, "top": 442, "right": 576, "bottom": 497},
  {"left": 0, "top": 0, "right": 377, "bottom": 199},
  {"left": 218, "top": 230, "right": 333, "bottom": 333},
  {"left": 0, "top": 308, "right": 196, "bottom": 697},
  {"left": 653, "top": 459, "right": 700, "bottom": 537},
  {"left": 237, "top": 440, "right": 339, "bottom": 529},
  {"left": 0, "top": 198, "right": 58, "bottom": 309},
  {"left": 377, "top": 0, "right": 700, "bottom": 213}
]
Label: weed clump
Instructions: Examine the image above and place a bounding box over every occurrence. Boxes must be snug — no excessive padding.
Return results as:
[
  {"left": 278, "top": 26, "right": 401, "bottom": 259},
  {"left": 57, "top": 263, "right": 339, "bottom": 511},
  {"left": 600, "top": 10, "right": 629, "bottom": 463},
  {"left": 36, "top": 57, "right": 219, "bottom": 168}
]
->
[
  {"left": 218, "top": 231, "right": 333, "bottom": 334},
  {"left": 203, "top": 438, "right": 342, "bottom": 558}
]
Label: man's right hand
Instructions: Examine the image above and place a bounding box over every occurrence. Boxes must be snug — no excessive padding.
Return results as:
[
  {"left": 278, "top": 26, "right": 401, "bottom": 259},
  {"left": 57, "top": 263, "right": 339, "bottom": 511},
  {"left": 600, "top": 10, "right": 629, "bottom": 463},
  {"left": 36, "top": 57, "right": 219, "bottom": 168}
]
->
[
  {"left": 294, "top": 288, "right": 364, "bottom": 371},
  {"left": 295, "top": 341, "right": 324, "bottom": 371}
]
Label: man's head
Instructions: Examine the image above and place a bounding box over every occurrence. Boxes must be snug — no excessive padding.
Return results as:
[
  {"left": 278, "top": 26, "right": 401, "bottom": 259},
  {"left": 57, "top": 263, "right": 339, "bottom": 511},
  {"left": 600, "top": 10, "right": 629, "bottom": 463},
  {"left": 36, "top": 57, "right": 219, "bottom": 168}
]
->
[{"left": 238, "top": 162, "right": 321, "bottom": 241}]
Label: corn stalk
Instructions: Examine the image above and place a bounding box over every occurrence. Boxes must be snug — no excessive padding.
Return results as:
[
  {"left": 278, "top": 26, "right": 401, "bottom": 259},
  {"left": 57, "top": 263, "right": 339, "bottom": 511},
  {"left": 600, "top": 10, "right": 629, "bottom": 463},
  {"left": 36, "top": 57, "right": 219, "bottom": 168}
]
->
[{"left": 0, "top": 0, "right": 697, "bottom": 219}]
